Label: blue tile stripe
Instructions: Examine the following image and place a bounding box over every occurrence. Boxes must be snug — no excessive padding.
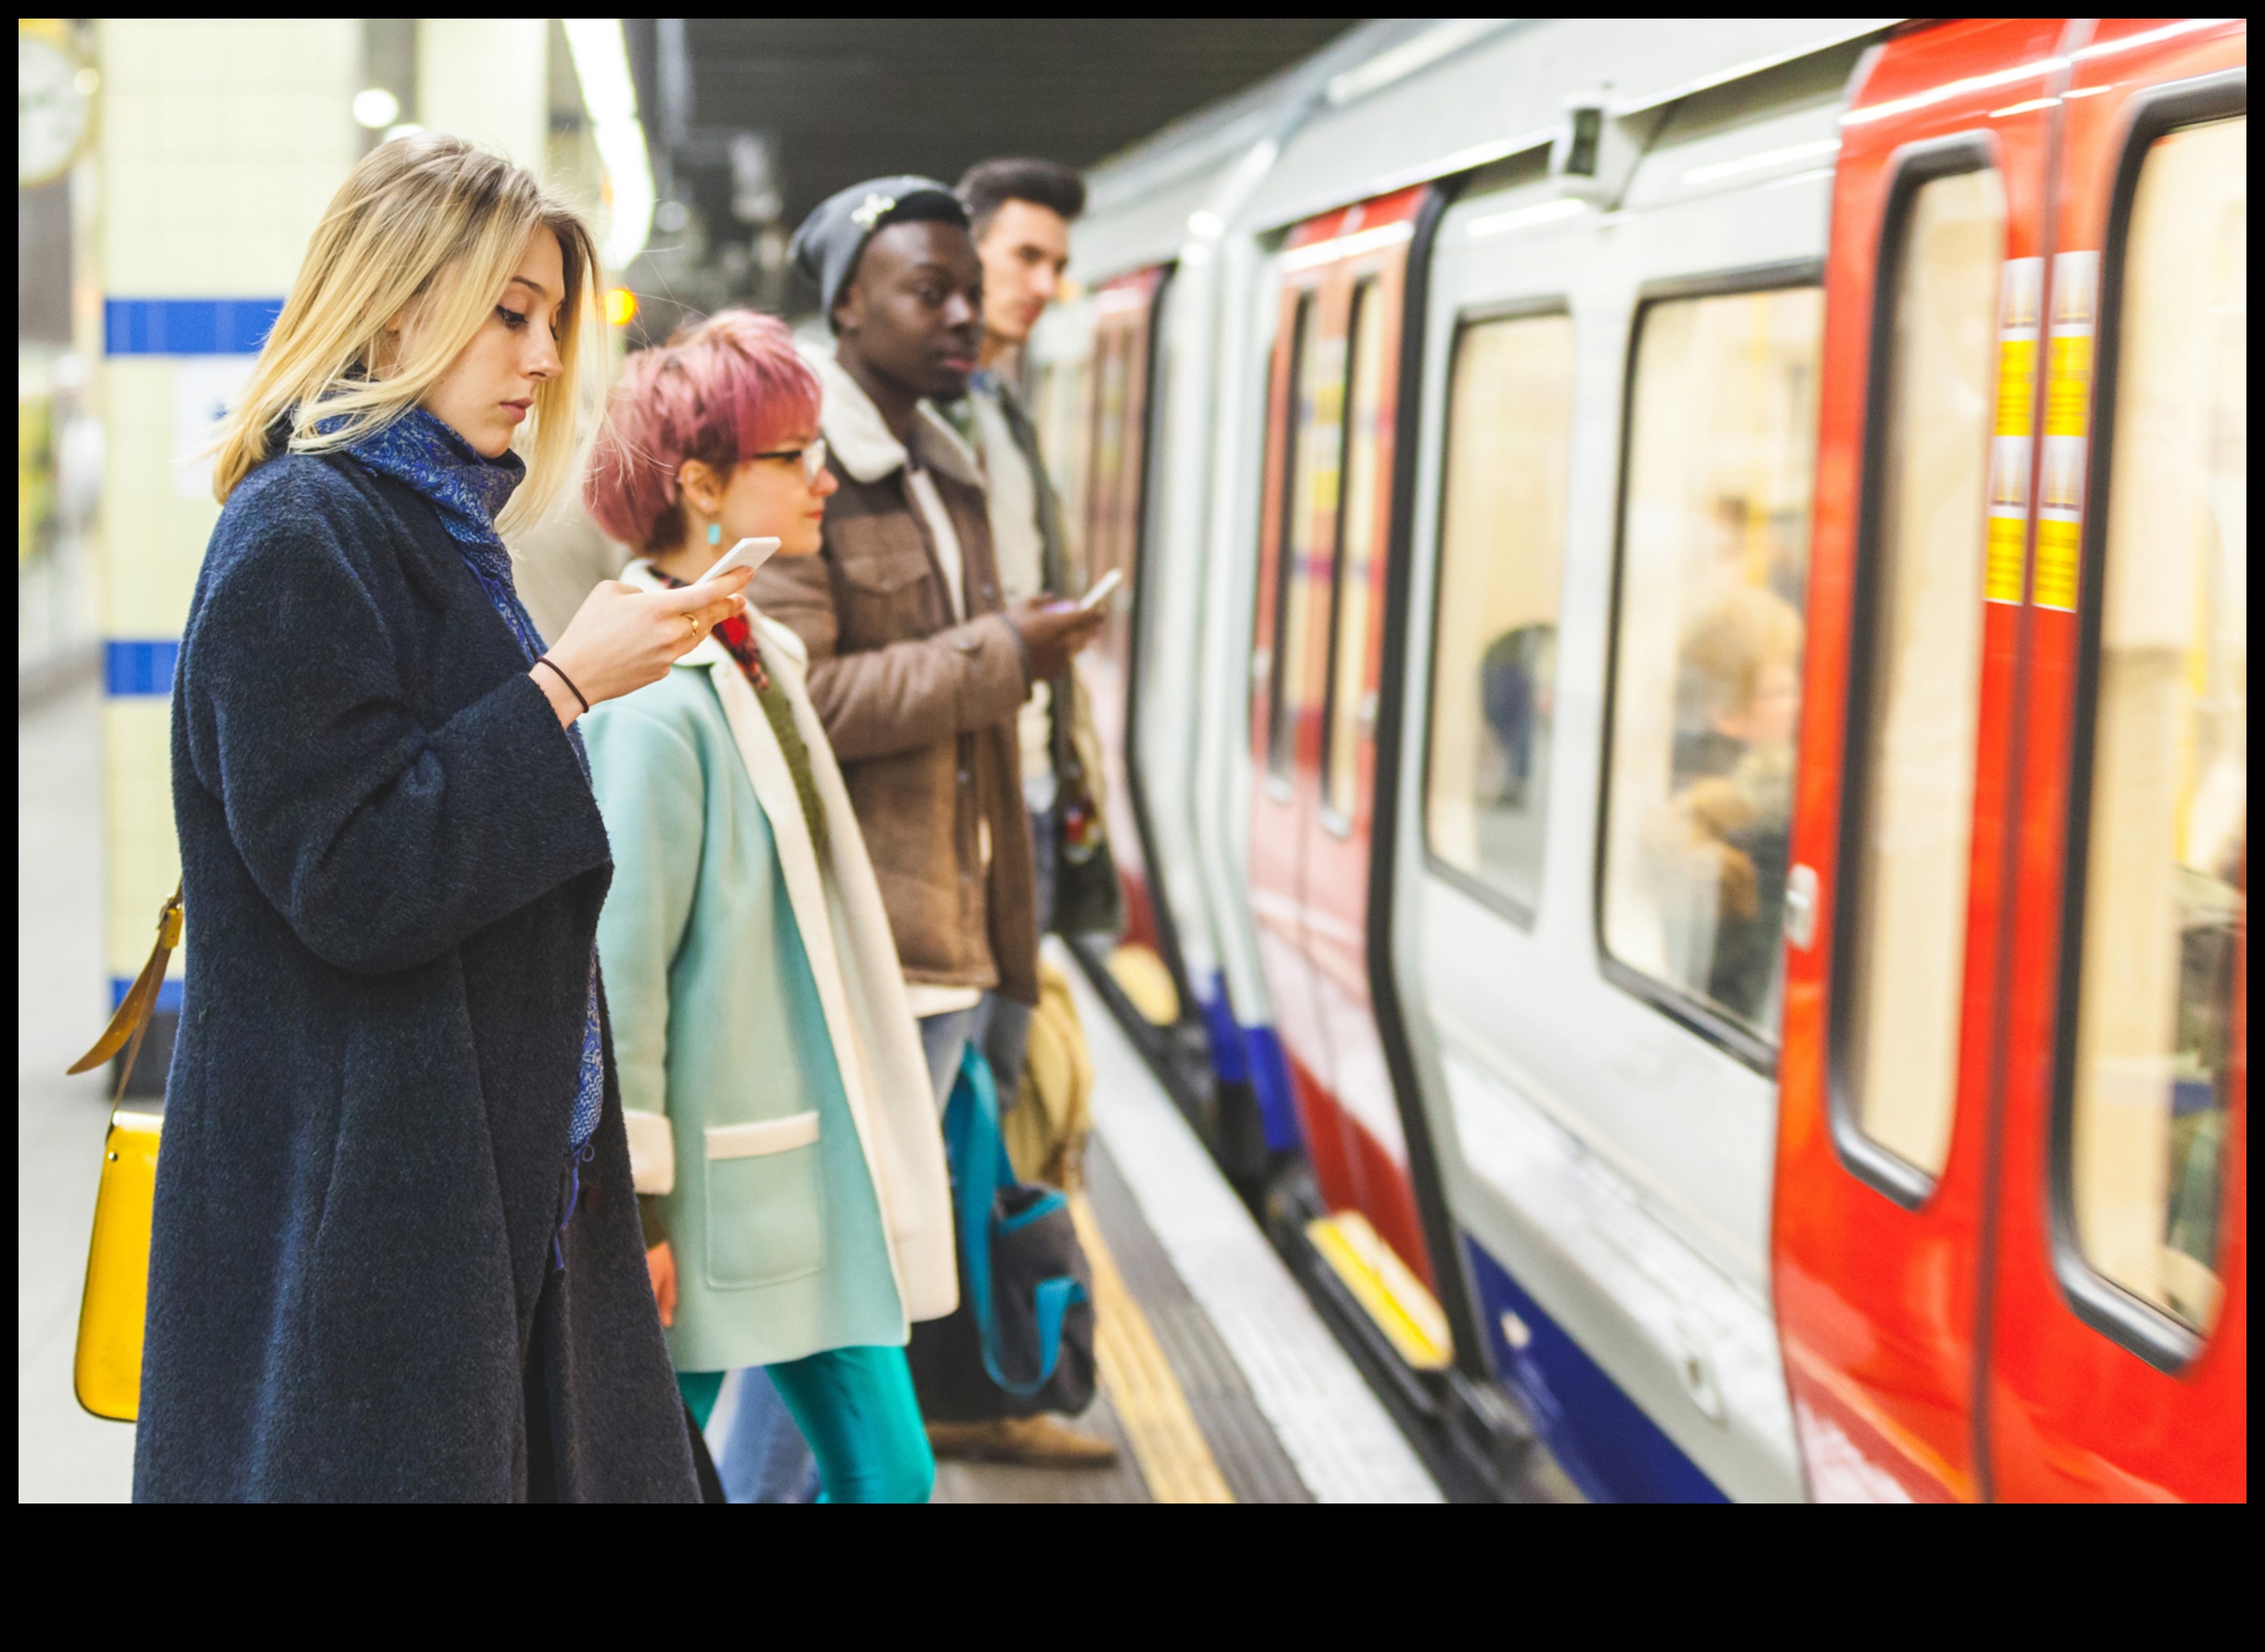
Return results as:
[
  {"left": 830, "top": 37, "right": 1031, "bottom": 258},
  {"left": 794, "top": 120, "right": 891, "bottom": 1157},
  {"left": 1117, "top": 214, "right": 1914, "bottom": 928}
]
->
[
  {"left": 105, "top": 297, "right": 284, "bottom": 356},
  {"left": 111, "top": 977, "right": 185, "bottom": 1014},
  {"left": 106, "top": 639, "right": 181, "bottom": 697}
]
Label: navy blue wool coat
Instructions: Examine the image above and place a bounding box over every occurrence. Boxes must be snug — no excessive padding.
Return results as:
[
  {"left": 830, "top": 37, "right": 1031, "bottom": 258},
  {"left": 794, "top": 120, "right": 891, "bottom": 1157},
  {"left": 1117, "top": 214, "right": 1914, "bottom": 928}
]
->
[{"left": 136, "top": 451, "right": 698, "bottom": 1503}]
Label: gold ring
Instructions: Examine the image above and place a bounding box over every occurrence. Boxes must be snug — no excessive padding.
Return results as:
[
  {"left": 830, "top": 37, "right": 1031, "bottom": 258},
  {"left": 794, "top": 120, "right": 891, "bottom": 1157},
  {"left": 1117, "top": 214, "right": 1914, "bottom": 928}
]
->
[{"left": 687, "top": 615, "right": 701, "bottom": 638}]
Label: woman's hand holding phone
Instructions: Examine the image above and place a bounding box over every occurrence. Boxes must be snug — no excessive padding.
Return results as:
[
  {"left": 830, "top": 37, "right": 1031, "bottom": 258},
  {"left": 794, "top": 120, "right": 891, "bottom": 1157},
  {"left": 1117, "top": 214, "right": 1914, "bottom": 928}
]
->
[
  {"left": 533, "top": 569, "right": 753, "bottom": 725},
  {"left": 692, "top": 536, "right": 780, "bottom": 587}
]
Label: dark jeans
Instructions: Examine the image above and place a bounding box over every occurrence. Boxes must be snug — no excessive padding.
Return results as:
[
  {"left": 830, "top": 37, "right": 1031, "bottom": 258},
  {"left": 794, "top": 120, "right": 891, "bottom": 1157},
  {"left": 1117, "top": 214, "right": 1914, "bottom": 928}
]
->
[{"left": 919, "top": 993, "right": 1032, "bottom": 1114}]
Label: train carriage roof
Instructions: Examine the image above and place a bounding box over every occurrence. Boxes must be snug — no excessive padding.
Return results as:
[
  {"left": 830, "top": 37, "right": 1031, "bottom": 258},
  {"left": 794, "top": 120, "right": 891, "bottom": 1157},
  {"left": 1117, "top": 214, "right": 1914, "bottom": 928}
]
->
[
  {"left": 1076, "top": 16, "right": 1902, "bottom": 279},
  {"left": 1070, "top": 19, "right": 1424, "bottom": 285}
]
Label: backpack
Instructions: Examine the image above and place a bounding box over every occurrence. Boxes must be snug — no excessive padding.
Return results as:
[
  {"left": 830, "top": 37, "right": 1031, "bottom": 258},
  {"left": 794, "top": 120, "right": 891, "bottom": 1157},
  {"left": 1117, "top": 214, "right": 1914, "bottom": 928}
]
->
[
  {"left": 906, "top": 1043, "right": 1097, "bottom": 1421},
  {"left": 1002, "top": 956, "right": 1094, "bottom": 1190}
]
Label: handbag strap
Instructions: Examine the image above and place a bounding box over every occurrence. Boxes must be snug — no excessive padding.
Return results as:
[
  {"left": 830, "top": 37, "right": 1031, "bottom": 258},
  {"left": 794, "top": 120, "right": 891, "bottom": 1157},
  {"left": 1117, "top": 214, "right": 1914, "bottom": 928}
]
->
[
  {"left": 69, "top": 883, "right": 182, "bottom": 1107},
  {"left": 945, "top": 1041, "right": 1085, "bottom": 1398}
]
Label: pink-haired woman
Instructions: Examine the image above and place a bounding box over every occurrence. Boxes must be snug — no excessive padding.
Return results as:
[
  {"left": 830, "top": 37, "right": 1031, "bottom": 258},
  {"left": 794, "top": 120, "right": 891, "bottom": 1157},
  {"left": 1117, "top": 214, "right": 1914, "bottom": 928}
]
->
[{"left": 582, "top": 311, "right": 956, "bottom": 1502}]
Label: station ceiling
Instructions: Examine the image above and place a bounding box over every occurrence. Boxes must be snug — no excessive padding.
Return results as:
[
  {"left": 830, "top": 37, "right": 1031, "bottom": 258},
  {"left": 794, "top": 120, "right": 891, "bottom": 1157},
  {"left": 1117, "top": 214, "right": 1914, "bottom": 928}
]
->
[{"left": 631, "top": 19, "right": 1360, "bottom": 233}]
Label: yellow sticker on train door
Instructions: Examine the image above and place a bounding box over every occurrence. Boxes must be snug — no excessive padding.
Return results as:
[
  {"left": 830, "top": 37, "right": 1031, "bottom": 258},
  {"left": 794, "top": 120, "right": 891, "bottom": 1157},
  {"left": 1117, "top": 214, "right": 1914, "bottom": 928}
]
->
[
  {"left": 2033, "top": 251, "right": 2098, "bottom": 612},
  {"left": 1986, "top": 257, "right": 2041, "bottom": 604}
]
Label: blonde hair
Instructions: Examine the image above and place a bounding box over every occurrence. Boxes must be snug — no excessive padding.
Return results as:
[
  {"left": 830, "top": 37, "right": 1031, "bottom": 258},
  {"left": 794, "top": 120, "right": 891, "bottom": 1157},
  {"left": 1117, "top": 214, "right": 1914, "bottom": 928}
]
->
[
  {"left": 212, "top": 132, "right": 600, "bottom": 532},
  {"left": 1680, "top": 586, "right": 1804, "bottom": 718}
]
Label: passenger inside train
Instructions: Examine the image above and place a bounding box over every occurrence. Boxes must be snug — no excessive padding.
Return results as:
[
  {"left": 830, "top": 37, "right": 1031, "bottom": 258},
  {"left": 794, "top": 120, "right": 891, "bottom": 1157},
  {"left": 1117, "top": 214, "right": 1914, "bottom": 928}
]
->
[
  {"left": 18, "top": 17, "right": 2246, "bottom": 1505},
  {"left": 1656, "top": 586, "right": 1802, "bottom": 1027}
]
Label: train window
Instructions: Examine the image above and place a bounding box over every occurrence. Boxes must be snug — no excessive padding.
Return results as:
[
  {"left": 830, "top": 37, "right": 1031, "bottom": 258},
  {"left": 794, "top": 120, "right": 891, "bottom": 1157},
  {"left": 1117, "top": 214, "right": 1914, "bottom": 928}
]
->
[
  {"left": 1423, "top": 309, "right": 1576, "bottom": 919},
  {"left": 1321, "top": 279, "right": 1389, "bottom": 822},
  {"left": 2066, "top": 116, "right": 2246, "bottom": 1336},
  {"left": 1089, "top": 327, "right": 1136, "bottom": 589},
  {"left": 1268, "top": 291, "right": 1344, "bottom": 779},
  {"left": 1601, "top": 283, "right": 1824, "bottom": 1052},
  {"left": 1031, "top": 357, "right": 1091, "bottom": 569},
  {"left": 1835, "top": 162, "right": 2005, "bottom": 1186}
]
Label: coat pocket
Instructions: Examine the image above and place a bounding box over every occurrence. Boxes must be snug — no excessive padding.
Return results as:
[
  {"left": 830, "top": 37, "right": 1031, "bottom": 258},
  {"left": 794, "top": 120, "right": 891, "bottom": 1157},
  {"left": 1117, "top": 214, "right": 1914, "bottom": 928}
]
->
[
  {"left": 838, "top": 545, "right": 935, "bottom": 643},
  {"left": 702, "top": 1112, "right": 826, "bottom": 1289}
]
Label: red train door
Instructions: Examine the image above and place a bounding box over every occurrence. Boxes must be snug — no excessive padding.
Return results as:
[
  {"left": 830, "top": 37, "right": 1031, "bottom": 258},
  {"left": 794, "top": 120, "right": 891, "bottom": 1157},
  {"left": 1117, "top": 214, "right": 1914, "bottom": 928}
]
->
[
  {"left": 1985, "top": 16, "right": 2246, "bottom": 1503},
  {"left": 1081, "top": 267, "right": 1169, "bottom": 974},
  {"left": 1250, "top": 186, "right": 1446, "bottom": 1337},
  {"left": 1776, "top": 15, "right": 2071, "bottom": 1504},
  {"left": 1778, "top": 16, "right": 2247, "bottom": 1503}
]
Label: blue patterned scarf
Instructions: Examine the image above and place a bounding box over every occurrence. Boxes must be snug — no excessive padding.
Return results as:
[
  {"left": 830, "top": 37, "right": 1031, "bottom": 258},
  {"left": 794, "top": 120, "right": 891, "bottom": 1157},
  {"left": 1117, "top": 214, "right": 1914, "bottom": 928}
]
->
[{"left": 345, "top": 407, "right": 606, "bottom": 1160}]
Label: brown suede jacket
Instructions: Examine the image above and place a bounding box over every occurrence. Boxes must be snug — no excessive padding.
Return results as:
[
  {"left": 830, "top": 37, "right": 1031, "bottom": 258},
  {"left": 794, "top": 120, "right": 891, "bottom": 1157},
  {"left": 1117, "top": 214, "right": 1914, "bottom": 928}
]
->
[{"left": 746, "top": 345, "right": 1039, "bottom": 1005}]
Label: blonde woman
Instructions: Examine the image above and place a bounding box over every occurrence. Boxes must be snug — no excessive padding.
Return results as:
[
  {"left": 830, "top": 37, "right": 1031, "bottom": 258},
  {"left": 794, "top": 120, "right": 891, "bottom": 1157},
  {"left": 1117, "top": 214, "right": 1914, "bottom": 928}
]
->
[
  {"left": 137, "top": 134, "right": 749, "bottom": 1503},
  {"left": 581, "top": 312, "right": 957, "bottom": 1503}
]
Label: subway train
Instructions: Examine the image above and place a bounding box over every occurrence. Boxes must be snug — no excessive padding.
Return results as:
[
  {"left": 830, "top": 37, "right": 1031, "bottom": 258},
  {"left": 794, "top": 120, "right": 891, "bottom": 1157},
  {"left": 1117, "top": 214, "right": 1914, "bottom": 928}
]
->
[{"left": 1024, "top": 17, "right": 2246, "bottom": 1500}]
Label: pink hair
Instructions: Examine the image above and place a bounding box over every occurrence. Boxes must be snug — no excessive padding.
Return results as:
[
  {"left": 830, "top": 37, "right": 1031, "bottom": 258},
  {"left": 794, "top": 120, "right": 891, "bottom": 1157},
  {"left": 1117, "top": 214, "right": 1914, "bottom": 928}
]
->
[{"left": 584, "top": 309, "right": 822, "bottom": 551}]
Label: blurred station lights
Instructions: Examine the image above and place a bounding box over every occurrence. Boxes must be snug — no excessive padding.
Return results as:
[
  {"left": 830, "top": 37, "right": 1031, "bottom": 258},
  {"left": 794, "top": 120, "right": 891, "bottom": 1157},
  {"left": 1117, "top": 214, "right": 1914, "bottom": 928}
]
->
[
  {"left": 563, "top": 18, "right": 656, "bottom": 274},
  {"left": 350, "top": 85, "right": 399, "bottom": 130}
]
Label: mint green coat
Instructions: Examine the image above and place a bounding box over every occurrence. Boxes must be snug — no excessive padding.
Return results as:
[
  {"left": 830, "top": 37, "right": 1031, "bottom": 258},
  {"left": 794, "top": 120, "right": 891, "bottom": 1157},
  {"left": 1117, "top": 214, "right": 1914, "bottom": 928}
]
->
[{"left": 586, "top": 577, "right": 957, "bottom": 1374}]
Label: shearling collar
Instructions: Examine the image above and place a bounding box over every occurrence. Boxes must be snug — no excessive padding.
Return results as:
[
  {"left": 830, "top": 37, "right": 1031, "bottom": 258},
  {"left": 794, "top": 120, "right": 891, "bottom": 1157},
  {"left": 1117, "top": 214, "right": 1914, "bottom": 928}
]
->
[{"left": 800, "top": 340, "right": 982, "bottom": 491}]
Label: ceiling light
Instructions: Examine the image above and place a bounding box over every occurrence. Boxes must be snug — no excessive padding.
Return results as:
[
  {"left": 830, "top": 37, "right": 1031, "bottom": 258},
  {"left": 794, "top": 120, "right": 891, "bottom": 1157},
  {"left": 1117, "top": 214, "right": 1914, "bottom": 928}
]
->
[
  {"left": 1465, "top": 197, "right": 1586, "bottom": 240},
  {"left": 563, "top": 19, "right": 656, "bottom": 272},
  {"left": 352, "top": 87, "right": 399, "bottom": 130},
  {"left": 1682, "top": 138, "right": 1840, "bottom": 187}
]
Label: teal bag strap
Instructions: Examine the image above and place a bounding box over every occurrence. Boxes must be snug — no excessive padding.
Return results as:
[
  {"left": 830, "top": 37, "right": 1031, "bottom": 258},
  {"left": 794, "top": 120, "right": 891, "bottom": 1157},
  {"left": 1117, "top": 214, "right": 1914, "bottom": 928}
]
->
[{"left": 945, "top": 1042, "right": 1086, "bottom": 1398}]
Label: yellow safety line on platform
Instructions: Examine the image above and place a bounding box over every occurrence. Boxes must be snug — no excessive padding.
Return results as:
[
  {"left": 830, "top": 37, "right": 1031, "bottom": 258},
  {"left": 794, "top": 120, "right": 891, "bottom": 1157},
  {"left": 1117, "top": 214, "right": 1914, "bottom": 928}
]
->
[{"left": 1068, "top": 1191, "right": 1234, "bottom": 1504}]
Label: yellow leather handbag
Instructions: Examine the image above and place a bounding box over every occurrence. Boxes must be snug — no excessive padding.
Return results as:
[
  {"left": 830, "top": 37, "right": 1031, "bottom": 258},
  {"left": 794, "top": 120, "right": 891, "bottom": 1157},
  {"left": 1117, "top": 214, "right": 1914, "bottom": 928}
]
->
[{"left": 67, "top": 884, "right": 180, "bottom": 1423}]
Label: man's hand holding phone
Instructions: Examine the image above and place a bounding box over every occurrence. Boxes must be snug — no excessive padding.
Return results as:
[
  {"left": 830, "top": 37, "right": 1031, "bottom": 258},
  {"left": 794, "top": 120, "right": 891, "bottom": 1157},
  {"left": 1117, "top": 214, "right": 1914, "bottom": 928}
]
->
[
  {"left": 1073, "top": 567, "right": 1122, "bottom": 613},
  {"left": 1007, "top": 599, "right": 1102, "bottom": 681}
]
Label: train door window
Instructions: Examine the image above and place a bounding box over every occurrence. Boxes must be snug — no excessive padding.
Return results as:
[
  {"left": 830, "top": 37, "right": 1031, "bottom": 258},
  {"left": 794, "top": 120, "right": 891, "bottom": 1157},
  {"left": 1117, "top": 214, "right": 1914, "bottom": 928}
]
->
[
  {"left": 1601, "top": 282, "right": 1824, "bottom": 1052},
  {"left": 1834, "top": 161, "right": 2006, "bottom": 1188},
  {"left": 1423, "top": 308, "right": 1576, "bottom": 919},
  {"left": 1032, "top": 356, "right": 1091, "bottom": 568},
  {"left": 2065, "top": 115, "right": 2246, "bottom": 1336},
  {"left": 1321, "top": 278, "right": 1388, "bottom": 822},
  {"left": 1090, "top": 327, "right": 1134, "bottom": 587},
  {"left": 1267, "top": 291, "right": 1343, "bottom": 780}
]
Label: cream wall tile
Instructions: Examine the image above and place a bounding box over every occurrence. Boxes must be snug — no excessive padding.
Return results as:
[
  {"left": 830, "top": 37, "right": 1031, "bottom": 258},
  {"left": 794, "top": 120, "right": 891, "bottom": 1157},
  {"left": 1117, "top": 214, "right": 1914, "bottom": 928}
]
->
[
  {"left": 420, "top": 19, "right": 550, "bottom": 173},
  {"left": 94, "top": 16, "right": 369, "bottom": 958},
  {"left": 99, "top": 356, "right": 228, "bottom": 633},
  {"left": 100, "top": 90, "right": 157, "bottom": 158},
  {"left": 103, "top": 700, "right": 180, "bottom": 978},
  {"left": 217, "top": 93, "right": 272, "bottom": 158},
  {"left": 100, "top": 23, "right": 163, "bottom": 94},
  {"left": 162, "top": 22, "right": 226, "bottom": 86}
]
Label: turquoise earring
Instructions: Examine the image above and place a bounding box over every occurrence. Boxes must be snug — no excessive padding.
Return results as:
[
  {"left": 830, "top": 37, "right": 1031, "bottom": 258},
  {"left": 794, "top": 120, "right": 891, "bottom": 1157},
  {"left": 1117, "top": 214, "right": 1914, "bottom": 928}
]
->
[{"left": 706, "top": 522, "right": 722, "bottom": 546}]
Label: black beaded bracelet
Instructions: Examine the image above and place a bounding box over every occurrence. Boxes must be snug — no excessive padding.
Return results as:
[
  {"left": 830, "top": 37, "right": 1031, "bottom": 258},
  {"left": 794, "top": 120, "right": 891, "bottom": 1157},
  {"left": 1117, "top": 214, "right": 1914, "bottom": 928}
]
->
[{"left": 534, "top": 656, "right": 589, "bottom": 715}]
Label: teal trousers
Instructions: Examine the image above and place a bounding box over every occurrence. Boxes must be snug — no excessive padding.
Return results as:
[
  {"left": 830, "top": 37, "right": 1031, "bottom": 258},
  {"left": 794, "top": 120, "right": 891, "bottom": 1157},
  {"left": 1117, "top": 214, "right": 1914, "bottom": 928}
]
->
[{"left": 680, "top": 1345, "right": 934, "bottom": 1504}]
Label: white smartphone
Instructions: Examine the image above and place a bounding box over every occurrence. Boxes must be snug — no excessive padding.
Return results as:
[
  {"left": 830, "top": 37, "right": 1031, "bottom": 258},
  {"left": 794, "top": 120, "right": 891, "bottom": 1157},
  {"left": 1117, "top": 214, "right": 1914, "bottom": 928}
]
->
[
  {"left": 1075, "top": 567, "right": 1125, "bottom": 613},
  {"left": 692, "top": 536, "right": 781, "bottom": 586}
]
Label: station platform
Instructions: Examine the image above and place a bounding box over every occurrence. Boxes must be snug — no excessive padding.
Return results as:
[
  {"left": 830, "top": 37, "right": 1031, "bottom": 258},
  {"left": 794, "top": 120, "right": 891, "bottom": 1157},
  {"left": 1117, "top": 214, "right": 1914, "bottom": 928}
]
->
[{"left": 16, "top": 668, "right": 1440, "bottom": 1504}]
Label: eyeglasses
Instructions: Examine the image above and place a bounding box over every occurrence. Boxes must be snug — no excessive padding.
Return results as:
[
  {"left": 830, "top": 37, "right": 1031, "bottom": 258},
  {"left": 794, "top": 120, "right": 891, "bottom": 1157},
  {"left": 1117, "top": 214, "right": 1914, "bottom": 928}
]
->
[{"left": 747, "top": 436, "right": 828, "bottom": 484}]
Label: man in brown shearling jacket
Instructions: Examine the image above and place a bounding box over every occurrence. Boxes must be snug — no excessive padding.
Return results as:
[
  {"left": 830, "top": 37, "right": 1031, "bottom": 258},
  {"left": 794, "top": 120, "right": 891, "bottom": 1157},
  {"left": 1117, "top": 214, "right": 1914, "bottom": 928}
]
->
[
  {"left": 754, "top": 177, "right": 1112, "bottom": 1470},
  {"left": 753, "top": 183, "right": 1100, "bottom": 1098}
]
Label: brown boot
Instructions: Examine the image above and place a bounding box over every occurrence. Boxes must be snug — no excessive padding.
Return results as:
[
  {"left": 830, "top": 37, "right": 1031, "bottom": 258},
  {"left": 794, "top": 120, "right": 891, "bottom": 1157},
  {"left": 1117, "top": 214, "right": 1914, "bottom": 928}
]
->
[{"left": 926, "top": 1414, "right": 1119, "bottom": 1467}]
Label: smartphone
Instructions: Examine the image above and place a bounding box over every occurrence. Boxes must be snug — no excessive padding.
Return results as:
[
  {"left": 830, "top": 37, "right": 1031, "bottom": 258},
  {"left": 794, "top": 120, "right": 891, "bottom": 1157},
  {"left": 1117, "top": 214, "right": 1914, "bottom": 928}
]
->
[
  {"left": 1075, "top": 567, "right": 1125, "bottom": 613},
  {"left": 692, "top": 536, "right": 781, "bottom": 586}
]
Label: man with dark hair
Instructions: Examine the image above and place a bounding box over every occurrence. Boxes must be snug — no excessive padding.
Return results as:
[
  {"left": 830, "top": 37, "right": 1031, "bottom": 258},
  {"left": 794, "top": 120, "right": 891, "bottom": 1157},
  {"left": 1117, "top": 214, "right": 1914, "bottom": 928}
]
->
[
  {"left": 757, "top": 175, "right": 1113, "bottom": 1470},
  {"left": 760, "top": 170, "right": 1103, "bottom": 1065},
  {"left": 959, "top": 157, "right": 1086, "bottom": 344},
  {"left": 950, "top": 158, "right": 1122, "bottom": 979}
]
